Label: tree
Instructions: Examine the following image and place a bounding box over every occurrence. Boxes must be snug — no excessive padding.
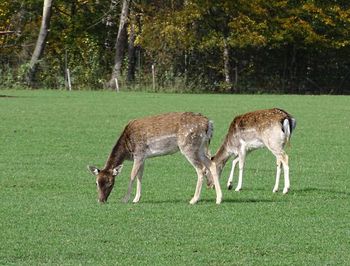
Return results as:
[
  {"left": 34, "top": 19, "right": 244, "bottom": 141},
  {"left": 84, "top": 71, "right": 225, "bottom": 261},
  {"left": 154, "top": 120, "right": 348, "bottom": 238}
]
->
[
  {"left": 127, "top": 9, "right": 137, "bottom": 84},
  {"left": 107, "top": 0, "right": 129, "bottom": 89},
  {"left": 1, "top": 0, "right": 350, "bottom": 93},
  {"left": 26, "top": 0, "right": 53, "bottom": 87}
]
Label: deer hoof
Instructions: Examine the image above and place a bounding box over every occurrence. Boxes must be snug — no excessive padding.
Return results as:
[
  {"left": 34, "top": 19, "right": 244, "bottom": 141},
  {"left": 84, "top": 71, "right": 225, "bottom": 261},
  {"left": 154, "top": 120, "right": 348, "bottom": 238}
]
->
[
  {"left": 189, "top": 197, "right": 199, "bottom": 205},
  {"left": 132, "top": 198, "right": 140, "bottom": 203},
  {"left": 122, "top": 197, "right": 129, "bottom": 203}
]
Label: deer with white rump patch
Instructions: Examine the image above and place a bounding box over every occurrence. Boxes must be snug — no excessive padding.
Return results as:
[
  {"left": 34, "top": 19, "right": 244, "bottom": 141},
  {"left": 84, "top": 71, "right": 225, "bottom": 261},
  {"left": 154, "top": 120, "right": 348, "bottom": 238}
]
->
[
  {"left": 88, "top": 112, "right": 222, "bottom": 204},
  {"left": 211, "top": 108, "right": 296, "bottom": 194}
]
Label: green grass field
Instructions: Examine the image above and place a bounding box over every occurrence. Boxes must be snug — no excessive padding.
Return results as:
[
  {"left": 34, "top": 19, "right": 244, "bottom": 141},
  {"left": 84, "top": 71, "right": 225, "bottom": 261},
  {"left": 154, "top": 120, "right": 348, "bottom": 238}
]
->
[{"left": 1, "top": 90, "right": 349, "bottom": 265}]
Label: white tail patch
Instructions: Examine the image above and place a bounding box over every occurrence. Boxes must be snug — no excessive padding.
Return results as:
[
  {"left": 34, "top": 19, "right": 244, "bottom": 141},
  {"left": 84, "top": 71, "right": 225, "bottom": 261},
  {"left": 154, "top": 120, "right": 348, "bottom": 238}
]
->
[{"left": 283, "top": 119, "right": 291, "bottom": 141}]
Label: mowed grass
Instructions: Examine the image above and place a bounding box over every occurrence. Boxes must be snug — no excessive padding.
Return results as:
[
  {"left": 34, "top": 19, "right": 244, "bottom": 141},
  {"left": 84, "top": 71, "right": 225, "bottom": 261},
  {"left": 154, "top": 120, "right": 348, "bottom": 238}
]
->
[{"left": 0, "top": 90, "right": 349, "bottom": 265}]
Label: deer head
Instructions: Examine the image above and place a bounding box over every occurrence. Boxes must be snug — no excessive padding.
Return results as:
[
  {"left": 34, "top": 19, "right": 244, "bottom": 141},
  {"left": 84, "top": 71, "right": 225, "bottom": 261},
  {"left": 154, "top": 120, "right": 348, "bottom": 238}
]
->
[{"left": 88, "top": 165, "right": 123, "bottom": 203}]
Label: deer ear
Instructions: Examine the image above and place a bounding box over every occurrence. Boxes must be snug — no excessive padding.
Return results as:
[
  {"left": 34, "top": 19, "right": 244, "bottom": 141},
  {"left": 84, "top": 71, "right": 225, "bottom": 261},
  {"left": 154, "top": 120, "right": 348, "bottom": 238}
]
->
[
  {"left": 112, "top": 165, "right": 123, "bottom": 176},
  {"left": 88, "top": 165, "right": 100, "bottom": 176}
]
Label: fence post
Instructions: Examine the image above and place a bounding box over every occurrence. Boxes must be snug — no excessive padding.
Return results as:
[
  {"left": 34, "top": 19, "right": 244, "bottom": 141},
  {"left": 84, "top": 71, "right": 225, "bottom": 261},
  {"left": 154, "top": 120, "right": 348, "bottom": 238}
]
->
[
  {"left": 152, "top": 64, "right": 155, "bottom": 91},
  {"left": 67, "top": 68, "right": 72, "bottom": 91},
  {"left": 115, "top": 77, "right": 119, "bottom": 92},
  {"left": 65, "top": 49, "right": 72, "bottom": 91}
]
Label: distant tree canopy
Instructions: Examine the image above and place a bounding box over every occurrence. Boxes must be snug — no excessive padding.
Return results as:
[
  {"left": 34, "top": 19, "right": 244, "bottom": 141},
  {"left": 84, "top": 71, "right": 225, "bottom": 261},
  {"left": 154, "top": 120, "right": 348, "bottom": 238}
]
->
[{"left": 1, "top": 0, "right": 350, "bottom": 94}]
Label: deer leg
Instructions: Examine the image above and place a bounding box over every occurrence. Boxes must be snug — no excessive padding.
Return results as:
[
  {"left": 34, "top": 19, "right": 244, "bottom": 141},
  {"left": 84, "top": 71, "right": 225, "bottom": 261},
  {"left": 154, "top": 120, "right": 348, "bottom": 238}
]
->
[
  {"left": 203, "top": 142, "right": 214, "bottom": 189},
  {"left": 281, "top": 153, "right": 290, "bottom": 194},
  {"left": 235, "top": 152, "right": 246, "bottom": 192},
  {"left": 201, "top": 155, "right": 222, "bottom": 204},
  {"left": 179, "top": 145, "right": 204, "bottom": 204},
  {"left": 227, "top": 157, "right": 239, "bottom": 190},
  {"left": 123, "top": 159, "right": 143, "bottom": 203},
  {"left": 273, "top": 158, "right": 282, "bottom": 193},
  {"left": 132, "top": 162, "right": 144, "bottom": 203},
  {"left": 190, "top": 167, "right": 205, "bottom": 205}
]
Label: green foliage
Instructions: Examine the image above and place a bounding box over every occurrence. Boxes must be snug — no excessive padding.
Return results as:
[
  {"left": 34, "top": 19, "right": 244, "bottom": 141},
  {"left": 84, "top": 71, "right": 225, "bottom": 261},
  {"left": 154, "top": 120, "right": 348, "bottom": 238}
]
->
[
  {"left": 136, "top": 0, "right": 350, "bottom": 93},
  {"left": 1, "top": 1, "right": 350, "bottom": 92},
  {"left": 0, "top": 90, "right": 349, "bottom": 264},
  {"left": 1, "top": 0, "right": 116, "bottom": 88}
]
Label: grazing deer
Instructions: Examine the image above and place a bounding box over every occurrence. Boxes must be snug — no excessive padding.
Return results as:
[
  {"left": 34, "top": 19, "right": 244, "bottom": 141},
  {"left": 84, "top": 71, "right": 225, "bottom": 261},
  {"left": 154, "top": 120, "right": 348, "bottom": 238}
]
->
[
  {"left": 88, "top": 112, "right": 222, "bottom": 204},
  {"left": 211, "top": 108, "right": 296, "bottom": 194}
]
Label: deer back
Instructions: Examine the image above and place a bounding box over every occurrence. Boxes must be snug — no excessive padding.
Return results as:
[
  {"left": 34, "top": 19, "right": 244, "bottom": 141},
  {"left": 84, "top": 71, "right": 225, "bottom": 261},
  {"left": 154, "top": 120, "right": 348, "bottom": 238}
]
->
[
  {"left": 122, "top": 112, "right": 211, "bottom": 158},
  {"left": 224, "top": 108, "right": 295, "bottom": 153}
]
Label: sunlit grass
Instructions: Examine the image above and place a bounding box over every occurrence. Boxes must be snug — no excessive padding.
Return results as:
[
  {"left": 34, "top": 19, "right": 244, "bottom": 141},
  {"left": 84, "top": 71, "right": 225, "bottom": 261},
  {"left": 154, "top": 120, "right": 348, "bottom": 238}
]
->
[{"left": 0, "top": 90, "right": 349, "bottom": 265}]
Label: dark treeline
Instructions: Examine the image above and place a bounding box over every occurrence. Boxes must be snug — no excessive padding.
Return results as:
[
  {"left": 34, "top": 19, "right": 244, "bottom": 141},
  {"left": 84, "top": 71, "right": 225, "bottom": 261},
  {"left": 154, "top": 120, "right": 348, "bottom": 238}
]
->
[{"left": 1, "top": 0, "right": 350, "bottom": 94}]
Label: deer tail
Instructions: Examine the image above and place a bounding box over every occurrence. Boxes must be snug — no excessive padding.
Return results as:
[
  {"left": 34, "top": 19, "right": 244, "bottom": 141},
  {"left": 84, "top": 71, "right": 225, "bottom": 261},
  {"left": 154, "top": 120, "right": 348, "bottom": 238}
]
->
[
  {"left": 207, "top": 120, "right": 214, "bottom": 142},
  {"left": 283, "top": 117, "right": 296, "bottom": 145}
]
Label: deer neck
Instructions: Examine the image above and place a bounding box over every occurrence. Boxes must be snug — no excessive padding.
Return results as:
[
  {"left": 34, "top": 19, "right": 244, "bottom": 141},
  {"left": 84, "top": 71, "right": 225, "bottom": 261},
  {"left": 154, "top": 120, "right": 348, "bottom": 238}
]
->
[
  {"left": 212, "top": 140, "right": 231, "bottom": 175},
  {"left": 104, "top": 135, "right": 129, "bottom": 170}
]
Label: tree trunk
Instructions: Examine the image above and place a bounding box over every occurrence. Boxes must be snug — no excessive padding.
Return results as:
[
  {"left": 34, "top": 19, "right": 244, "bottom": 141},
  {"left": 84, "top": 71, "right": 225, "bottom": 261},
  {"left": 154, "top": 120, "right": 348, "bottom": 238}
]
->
[
  {"left": 107, "top": 0, "right": 129, "bottom": 89},
  {"left": 223, "top": 39, "right": 234, "bottom": 91},
  {"left": 126, "top": 14, "right": 136, "bottom": 84},
  {"left": 223, "top": 40, "right": 231, "bottom": 84},
  {"left": 26, "top": 0, "right": 53, "bottom": 87}
]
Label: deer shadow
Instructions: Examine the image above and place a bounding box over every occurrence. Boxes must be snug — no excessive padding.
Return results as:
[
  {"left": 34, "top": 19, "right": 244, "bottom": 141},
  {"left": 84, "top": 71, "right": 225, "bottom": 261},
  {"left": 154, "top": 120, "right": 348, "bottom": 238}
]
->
[
  {"left": 293, "top": 187, "right": 350, "bottom": 197},
  {"left": 140, "top": 197, "right": 277, "bottom": 205},
  {"left": 0, "top": 95, "right": 19, "bottom": 98},
  {"left": 121, "top": 187, "right": 349, "bottom": 205}
]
